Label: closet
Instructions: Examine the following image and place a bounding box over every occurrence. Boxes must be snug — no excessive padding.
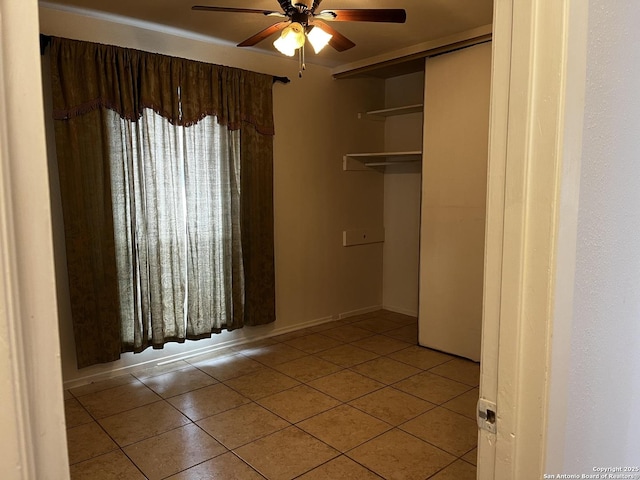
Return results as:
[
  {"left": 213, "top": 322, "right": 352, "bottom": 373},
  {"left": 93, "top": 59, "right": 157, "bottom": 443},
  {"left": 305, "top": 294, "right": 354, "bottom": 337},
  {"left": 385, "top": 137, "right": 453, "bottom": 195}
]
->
[
  {"left": 341, "top": 41, "right": 491, "bottom": 361},
  {"left": 344, "top": 71, "right": 425, "bottom": 319}
]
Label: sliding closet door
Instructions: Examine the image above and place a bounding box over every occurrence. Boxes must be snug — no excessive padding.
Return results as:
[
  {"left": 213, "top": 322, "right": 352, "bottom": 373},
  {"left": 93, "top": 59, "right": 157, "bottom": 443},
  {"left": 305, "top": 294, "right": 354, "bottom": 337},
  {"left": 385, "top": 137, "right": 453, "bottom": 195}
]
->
[{"left": 418, "top": 42, "right": 492, "bottom": 361}]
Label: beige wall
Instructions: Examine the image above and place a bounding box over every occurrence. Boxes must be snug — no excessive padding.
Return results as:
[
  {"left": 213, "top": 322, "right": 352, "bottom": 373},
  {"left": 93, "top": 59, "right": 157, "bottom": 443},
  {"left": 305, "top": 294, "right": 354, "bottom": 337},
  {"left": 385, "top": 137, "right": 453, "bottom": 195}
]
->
[
  {"left": 419, "top": 42, "right": 491, "bottom": 361},
  {"left": 40, "top": 7, "right": 385, "bottom": 384},
  {"left": 382, "top": 72, "right": 424, "bottom": 316}
]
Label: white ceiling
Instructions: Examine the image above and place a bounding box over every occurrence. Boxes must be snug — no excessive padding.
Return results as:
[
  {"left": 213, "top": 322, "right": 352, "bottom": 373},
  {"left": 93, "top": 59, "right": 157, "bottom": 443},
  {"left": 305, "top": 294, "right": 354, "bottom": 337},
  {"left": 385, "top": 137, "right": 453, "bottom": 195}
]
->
[{"left": 40, "top": 0, "right": 494, "bottom": 68}]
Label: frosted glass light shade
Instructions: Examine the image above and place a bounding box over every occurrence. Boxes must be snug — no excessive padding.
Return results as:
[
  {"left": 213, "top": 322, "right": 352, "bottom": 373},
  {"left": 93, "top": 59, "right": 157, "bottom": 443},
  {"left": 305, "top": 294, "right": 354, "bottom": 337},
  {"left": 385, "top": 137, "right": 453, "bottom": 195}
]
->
[
  {"left": 273, "top": 35, "right": 296, "bottom": 56},
  {"left": 307, "top": 26, "right": 332, "bottom": 54},
  {"left": 274, "top": 22, "right": 305, "bottom": 56}
]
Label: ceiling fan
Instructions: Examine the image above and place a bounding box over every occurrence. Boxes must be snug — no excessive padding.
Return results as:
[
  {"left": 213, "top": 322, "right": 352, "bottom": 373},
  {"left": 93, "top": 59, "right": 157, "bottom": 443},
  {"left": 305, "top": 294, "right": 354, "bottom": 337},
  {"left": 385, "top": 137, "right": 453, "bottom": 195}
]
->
[{"left": 192, "top": 1, "right": 407, "bottom": 59}]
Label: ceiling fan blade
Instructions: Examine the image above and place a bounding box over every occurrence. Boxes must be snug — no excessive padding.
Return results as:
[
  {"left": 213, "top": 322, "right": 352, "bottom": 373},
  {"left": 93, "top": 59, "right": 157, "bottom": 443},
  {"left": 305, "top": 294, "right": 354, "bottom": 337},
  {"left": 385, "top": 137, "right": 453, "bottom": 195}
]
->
[
  {"left": 192, "top": 6, "right": 284, "bottom": 17},
  {"left": 237, "top": 21, "right": 289, "bottom": 47},
  {"left": 318, "top": 9, "right": 407, "bottom": 23},
  {"left": 313, "top": 21, "right": 355, "bottom": 52}
]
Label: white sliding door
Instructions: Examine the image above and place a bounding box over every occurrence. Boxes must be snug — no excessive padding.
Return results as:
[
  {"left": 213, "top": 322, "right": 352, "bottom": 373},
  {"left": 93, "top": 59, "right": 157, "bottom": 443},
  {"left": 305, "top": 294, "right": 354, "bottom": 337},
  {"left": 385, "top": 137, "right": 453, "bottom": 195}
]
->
[{"left": 418, "top": 43, "right": 492, "bottom": 361}]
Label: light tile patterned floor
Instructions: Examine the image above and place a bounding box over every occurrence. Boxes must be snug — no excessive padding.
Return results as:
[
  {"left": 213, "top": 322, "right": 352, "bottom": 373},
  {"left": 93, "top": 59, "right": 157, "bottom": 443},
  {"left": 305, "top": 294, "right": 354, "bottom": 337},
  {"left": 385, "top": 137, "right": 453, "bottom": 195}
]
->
[{"left": 65, "top": 310, "right": 479, "bottom": 480}]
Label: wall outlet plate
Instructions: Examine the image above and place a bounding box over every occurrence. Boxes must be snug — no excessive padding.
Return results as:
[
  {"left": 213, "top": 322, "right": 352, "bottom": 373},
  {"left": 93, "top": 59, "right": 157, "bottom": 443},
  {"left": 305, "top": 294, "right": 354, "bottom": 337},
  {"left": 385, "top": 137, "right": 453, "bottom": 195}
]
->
[{"left": 342, "top": 228, "right": 385, "bottom": 247}]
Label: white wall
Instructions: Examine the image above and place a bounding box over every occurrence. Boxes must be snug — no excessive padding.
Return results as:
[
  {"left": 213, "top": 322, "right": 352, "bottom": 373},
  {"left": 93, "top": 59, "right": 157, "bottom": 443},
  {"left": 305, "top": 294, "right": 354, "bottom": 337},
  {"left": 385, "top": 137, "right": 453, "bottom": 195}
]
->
[
  {"left": 552, "top": 0, "right": 640, "bottom": 468},
  {"left": 382, "top": 72, "right": 424, "bottom": 316},
  {"left": 39, "top": 7, "right": 386, "bottom": 384}
]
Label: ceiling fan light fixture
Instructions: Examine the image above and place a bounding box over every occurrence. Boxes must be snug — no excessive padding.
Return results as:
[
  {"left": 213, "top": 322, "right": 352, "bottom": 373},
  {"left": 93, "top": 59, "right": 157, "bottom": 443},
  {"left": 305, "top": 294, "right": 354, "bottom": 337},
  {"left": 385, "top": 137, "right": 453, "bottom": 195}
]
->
[
  {"left": 273, "top": 35, "right": 296, "bottom": 56},
  {"left": 306, "top": 25, "right": 332, "bottom": 54},
  {"left": 273, "top": 22, "right": 305, "bottom": 56}
]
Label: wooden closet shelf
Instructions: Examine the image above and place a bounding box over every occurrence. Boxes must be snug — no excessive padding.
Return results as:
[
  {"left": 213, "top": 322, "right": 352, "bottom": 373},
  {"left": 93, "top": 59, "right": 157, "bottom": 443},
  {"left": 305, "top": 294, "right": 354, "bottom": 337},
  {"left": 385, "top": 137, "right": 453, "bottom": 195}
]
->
[{"left": 358, "top": 104, "right": 424, "bottom": 120}]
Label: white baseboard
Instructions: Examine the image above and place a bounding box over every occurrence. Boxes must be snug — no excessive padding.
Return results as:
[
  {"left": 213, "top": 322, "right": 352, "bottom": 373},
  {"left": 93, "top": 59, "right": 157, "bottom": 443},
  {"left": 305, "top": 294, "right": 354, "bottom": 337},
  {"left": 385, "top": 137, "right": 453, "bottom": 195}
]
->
[
  {"left": 154, "top": 314, "right": 336, "bottom": 366},
  {"left": 382, "top": 304, "right": 418, "bottom": 317},
  {"left": 63, "top": 308, "right": 384, "bottom": 390},
  {"left": 338, "top": 305, "right": 383, "bottom": 320}
]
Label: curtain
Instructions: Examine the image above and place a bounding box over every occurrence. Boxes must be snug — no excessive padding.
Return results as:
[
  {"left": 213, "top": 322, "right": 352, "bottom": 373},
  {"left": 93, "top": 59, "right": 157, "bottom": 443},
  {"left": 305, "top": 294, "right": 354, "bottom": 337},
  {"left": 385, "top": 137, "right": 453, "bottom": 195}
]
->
[{"left": 50, "top": 37, "right": 276, "bottom": 368}]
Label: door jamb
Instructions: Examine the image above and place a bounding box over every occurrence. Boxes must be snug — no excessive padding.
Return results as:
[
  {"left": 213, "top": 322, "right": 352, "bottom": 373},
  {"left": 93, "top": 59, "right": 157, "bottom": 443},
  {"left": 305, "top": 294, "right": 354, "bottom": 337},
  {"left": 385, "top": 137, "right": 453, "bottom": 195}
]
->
[{"left": 478, "top": 0, "right": 589, "bottom": 478}]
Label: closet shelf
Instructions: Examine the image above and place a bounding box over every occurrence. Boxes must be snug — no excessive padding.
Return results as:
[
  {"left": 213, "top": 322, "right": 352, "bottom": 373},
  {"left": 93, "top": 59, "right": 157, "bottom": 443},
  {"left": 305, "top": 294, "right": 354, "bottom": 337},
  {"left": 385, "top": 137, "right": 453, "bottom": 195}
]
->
[
  {"left": 358, "top": 104, "right": 423, "bottom": 121},
  {"left": 343, "top": 151, "right": 422, "bottom": 171},
  {"left": 362, "top": 161, "right": 420, "bottom": 167}
]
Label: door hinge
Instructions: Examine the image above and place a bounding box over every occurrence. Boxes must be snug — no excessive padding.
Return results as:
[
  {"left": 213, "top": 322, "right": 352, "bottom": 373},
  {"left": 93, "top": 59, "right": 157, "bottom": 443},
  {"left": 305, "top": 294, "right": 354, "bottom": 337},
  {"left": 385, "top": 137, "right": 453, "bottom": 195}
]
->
[{"left": 477, "top": 398, "right": 497, "bottom": 433}]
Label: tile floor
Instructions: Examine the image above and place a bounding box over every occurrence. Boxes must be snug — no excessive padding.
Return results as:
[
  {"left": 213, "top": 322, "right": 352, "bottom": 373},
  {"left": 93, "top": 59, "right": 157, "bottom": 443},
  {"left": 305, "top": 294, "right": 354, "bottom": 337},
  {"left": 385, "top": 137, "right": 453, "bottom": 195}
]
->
[{"left": 64, "top": 310, "right": 479, "bottom": 480}]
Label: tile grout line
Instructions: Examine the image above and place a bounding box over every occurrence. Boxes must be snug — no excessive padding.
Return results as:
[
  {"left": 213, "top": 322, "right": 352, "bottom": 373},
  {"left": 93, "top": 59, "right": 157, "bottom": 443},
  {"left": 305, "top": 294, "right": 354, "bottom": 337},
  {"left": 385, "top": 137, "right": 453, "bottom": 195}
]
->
[{"left": 64, "top": 311, "right": 477, "bottom": 478}]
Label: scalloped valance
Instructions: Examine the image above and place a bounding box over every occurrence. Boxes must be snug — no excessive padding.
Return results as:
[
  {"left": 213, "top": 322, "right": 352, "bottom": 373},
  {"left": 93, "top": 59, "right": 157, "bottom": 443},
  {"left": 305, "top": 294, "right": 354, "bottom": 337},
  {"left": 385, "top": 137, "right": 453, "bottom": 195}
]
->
[{"left": 50, "top": 36, "right": 275, "bottom": 135}]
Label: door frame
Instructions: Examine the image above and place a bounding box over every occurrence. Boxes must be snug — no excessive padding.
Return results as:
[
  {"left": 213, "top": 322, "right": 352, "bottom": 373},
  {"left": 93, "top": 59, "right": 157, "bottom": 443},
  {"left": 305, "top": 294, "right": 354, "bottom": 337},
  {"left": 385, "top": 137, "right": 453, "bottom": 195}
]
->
[
  {"left": 0, "top": 0, "right": 69, "bottom": 478},
  {"left": 1, "top": 0, "right": 591, "bottom": 477},
  {"left": 478, "top": 0, "right": 588, "bottom": 478}
]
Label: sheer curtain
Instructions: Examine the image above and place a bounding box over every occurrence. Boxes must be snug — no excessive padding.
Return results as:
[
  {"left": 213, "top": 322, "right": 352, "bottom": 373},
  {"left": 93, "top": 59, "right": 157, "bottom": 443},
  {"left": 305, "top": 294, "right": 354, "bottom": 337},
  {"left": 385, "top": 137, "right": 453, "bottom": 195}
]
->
[
  {"left": 50, "top": 37, "right": 275, "bottom": 368},
  {"left": 109, "top": 109, "right": 244, "bottom": 352}
]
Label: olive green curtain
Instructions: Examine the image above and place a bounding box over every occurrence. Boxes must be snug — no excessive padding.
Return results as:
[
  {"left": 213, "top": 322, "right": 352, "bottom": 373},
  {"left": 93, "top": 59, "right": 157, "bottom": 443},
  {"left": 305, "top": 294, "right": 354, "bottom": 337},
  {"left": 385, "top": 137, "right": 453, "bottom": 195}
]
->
[
  {"left": 51, "top": 37, "right": 275, "bottom": 133},
  {"left": 50, "top": 37, "right": 275, "bottom": 368}
]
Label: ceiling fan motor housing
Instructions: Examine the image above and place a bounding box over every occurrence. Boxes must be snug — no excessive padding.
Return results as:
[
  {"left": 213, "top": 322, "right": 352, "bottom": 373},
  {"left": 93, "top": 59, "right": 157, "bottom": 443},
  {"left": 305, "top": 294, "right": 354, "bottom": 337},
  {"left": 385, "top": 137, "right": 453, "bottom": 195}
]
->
[
  {"left": 278, "top": 0, "right": 315, "bottom": 15},
  {"left": 293, "top": 0, "right": 313, "bottom": 10},
  {"left": 291, "top": 10, "right": 312, "bottom": 26}
]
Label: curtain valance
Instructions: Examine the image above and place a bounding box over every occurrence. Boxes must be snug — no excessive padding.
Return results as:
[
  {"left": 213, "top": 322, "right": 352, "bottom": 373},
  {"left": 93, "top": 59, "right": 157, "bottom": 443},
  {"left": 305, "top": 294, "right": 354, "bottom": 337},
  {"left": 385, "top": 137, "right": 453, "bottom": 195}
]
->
[{"left": 50, "top": 36, "right": 275, "bottom": 135}]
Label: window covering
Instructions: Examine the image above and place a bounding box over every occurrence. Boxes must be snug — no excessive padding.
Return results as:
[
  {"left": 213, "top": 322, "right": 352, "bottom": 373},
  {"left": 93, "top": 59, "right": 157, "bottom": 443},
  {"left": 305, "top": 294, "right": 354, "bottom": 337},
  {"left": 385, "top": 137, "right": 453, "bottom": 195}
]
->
[{"left": 49, "top": 37, "right": 276, "bottom": 368}]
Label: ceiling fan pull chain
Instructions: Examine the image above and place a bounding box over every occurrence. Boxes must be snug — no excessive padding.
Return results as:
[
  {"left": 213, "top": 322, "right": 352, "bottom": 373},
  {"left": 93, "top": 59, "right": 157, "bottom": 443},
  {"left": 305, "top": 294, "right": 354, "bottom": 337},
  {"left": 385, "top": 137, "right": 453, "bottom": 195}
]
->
[{"left": 299, "top": 45, "right": 306, "bottom": 78}]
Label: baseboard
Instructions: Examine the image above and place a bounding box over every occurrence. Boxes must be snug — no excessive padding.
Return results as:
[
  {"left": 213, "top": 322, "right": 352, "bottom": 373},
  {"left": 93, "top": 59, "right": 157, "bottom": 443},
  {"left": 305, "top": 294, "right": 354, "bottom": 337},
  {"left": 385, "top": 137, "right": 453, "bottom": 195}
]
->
[
  {"left": 62, "top": 308, "right": 383, "bottom": 390},
  {"left": 338, "top": 305, "right": 383, "bottom": 320},
  {"left": 154, "top": 314, "right": 337, "bottom": 366},
  {"left": 382, "top": 304, "right": 418, "bottom": 317}
]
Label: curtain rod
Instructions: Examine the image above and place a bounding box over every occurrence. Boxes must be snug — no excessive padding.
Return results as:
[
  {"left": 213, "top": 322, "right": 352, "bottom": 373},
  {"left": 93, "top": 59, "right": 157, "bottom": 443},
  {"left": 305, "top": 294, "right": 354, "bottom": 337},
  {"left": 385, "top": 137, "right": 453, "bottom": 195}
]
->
[{"left": 40, "top": 34, "right": 290, "bottom": 83}]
